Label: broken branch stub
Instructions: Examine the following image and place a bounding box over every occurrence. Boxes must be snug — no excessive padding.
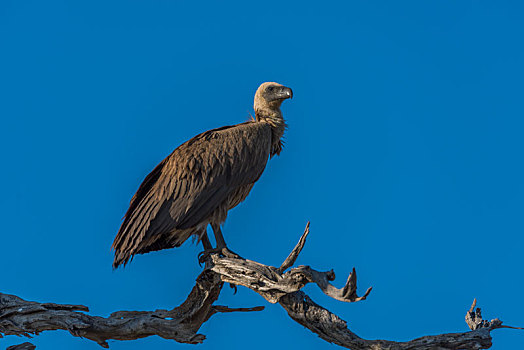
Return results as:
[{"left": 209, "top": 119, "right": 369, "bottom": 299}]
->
[
  {"left": 209, "top": 222, "right": 371, "bottom": 305},
  {"left": 1, "top": 223, "right": 520, "bottom": 349}
]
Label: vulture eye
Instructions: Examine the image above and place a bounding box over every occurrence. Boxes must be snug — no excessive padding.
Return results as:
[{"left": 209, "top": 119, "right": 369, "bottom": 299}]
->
[{"left": 267, "top": 86, "right": 274, "bottom": 92}]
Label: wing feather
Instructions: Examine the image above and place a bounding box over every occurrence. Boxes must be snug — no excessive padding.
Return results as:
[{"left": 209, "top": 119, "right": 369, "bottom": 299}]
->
[{"left": 112, "top": 121, "right": 272, "bottom": 267}]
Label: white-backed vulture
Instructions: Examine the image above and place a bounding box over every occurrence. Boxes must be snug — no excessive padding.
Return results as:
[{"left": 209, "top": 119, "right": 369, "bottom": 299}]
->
[{"left": 112, "top": 82, "right": 293, "bottom": 268}]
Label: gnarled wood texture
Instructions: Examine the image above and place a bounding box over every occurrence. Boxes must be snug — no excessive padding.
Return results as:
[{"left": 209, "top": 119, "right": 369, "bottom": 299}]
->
[{"left": 1, "top": 224, "right": 520, "bottom": 349}]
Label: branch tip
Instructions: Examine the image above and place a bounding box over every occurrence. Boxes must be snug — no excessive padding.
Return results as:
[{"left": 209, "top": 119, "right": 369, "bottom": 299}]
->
[
  {"left": 469, "top": 298, "right": 477, "bottom": 313},
  {"left": 278, "top": 222, "right": 311, "bottom": 273}
]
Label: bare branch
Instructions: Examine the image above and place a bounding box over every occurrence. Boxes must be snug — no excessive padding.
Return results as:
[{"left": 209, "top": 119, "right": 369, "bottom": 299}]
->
[
  {"left": 210, "top": 255, "right": 371, "bottom": 304},
  {"left": 466, "top": 298, "right": 523, "bottom": 331},
  {"left": 6, "top": 343, "right": 35, "bottom": 350},
  {"left": 1, "top": 223, "right": 519, "bottom": 349},
  {"left": 210, "top": 222, "right": 371, "bottom": 304},
  {"left": 280, "top": 292, "right": 495, "bottom": 350},
  {"left": 301, "top": 266, "right": 372, "bottom": 303},
  {"left": 212, "top": 305, "right": 265, "bottom": 313},
  {"left": 278, "top": 221, "right": 310, "bottom": 273},
  {"left": 0, "top": 271, "right": 225, "bottom": 348}
]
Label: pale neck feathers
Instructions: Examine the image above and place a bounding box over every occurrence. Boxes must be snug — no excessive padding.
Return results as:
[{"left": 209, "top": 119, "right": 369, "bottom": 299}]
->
[{"left": 254, "top": 105, "right": 287, "bottom": 157}]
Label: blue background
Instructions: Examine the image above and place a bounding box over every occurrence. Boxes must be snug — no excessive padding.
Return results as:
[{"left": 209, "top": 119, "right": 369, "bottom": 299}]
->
[{"left": 1, "top": 1, "right": 523, "bottom": 349}]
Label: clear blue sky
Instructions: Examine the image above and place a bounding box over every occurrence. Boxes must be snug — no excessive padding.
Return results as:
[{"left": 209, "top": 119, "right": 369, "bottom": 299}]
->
[{"left": 1, "top": 1, "right": 523, "bottom": 349}]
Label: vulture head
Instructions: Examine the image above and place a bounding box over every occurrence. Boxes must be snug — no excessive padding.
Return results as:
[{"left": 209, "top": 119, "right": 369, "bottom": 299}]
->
[{"left": 254, "top": 82, "right": 293, "bottom": 119}]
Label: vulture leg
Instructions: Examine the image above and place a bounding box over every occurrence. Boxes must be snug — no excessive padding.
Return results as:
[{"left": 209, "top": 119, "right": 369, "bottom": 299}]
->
[
  {"left": 197, "top": 232, "right": 213, "bottom": 266},
  {"left": 212, "top": 222, "right": 227, "bottom": 250},
  {"left": 211, "top": 222, "right": 241, "bottom": 259},
  {"left": 198, "top": 223, "right": 241, "bottom": 263},
  {"left": 200, "top": 231, "right": 213, "bottom": 250}
]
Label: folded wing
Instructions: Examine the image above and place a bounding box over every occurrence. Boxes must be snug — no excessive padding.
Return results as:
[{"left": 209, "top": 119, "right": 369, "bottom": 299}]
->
[{"left": 112, "top": 121, "right": 272, "bottom": 267}]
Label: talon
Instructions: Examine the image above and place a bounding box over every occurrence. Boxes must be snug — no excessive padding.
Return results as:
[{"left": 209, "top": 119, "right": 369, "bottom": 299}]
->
[
  {"left": 198, "top": 248, "right": 221, "bottom": 264},
  {"left": 220, "top": 247, "right": 242, "bottom": 260},
  {"left": 197, "top": 251, "right": 205, "bottom": 266},
  {"left": 198, "top": 247, "right": 242, "bottom": 264}
]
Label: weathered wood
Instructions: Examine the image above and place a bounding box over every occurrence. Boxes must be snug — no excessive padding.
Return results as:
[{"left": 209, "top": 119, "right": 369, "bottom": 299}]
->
[
  {"left": 1, "top": 224, "right": 520, "bottom": 349},
  {"left": 465, "top": 298, "right": 523, "bottom": 332},
  {"left": 210, "top": 258, "right": 372, "bottom": 304},
  {"left": 0, "top": 271, "right": 255, "bottom": 348},
  {"left": 209, "top": 223, "right": 371, "bottom": 304},
  {"left": 280, "top": 292, "right": 494, "bottom": 350},
  {"left": 278, "top": 221, "right": 310, "bottom": 273},
  {"left": 6, "top": 343, "right": 35, "bottom": 350}
]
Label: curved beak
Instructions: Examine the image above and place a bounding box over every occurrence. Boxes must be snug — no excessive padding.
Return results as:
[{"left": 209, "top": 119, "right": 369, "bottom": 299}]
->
[{"left": 279, "top": 86, "right": 293, "bottom": 100}]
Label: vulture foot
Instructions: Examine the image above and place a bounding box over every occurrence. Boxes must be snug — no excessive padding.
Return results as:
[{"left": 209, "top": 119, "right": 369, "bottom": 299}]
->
[{"left": 198, "top": 247, "right": 242, "bottom": 264}]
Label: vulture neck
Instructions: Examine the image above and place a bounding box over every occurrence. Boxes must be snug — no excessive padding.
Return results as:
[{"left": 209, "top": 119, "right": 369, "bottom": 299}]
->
[{"left": 255, "top": 107, "right": 286, "bottom": 157}]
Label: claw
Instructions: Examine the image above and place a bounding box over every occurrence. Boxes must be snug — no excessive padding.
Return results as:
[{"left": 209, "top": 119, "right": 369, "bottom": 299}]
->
[
  {"left": 198, "top": 248, "right": 221, "bottom": 264},
  {"left": 198, "top": 247, "right": 243, "bottom": 264},
  {"left": 220, "top": 247, "right": 242, "bottom": 260}
]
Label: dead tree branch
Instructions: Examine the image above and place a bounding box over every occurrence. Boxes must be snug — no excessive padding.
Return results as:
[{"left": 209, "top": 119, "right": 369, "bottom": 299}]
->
[
  {"left": 1, "top": 223, "right": 520, "bottom": 349},
  {"left": 6, "top": 343, "right": 35, "bottom": 350},
  {"left": 0, "top": 271, "right": 256, "bottom": 348}
]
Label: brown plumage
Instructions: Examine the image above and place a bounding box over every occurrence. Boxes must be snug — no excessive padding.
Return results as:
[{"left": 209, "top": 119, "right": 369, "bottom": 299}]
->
[{"left": 112, "top": 82, "right": 293, "bottom": 268}]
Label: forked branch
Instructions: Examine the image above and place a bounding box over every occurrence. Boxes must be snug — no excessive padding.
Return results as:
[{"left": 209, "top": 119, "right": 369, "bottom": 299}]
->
[
  {"left": 0, "top": 271, "right": 230, "bottom": 348},
  {"left": 1, "top": 223, "right": 520, "bottom": 349}
]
